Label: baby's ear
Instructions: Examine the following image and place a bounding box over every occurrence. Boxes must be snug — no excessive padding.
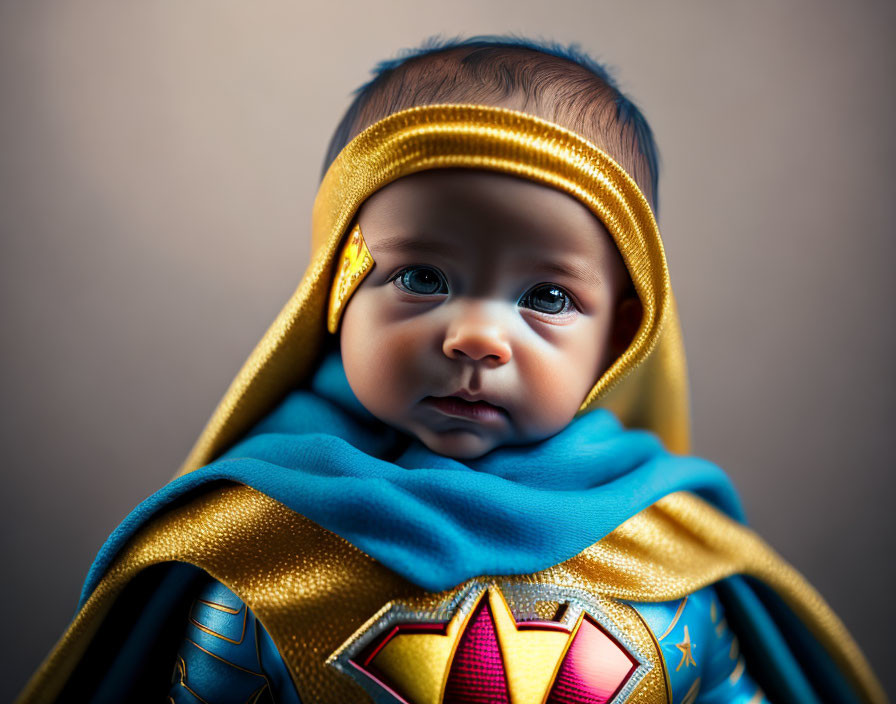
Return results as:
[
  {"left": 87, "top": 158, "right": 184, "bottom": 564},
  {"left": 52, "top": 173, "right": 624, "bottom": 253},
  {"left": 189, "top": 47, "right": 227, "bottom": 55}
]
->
[{"left": 609, "top": 293, "right": 643, "bottom": 361}]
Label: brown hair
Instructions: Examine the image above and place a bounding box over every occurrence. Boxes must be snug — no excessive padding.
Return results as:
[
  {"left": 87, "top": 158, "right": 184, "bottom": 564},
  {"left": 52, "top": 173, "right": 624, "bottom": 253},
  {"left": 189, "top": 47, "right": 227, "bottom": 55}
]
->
[{"left": 322, "top": 39, "right": 660, "bottom": 209}]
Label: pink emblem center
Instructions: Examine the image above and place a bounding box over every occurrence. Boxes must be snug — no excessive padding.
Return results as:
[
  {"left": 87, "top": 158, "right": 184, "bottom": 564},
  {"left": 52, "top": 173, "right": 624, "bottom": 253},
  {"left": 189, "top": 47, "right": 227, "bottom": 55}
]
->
[{"left": 546, "top": 614, "right": 638, "bottom": 704}]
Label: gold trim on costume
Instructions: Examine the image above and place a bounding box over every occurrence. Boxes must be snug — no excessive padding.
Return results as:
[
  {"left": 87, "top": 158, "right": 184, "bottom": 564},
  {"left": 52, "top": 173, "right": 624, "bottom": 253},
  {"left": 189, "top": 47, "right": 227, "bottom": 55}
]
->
[
  {"left": 728, "top": 656, "right": 746, "bottom": 685},
  {"left": 714, "top": 617, "right": 728, "bottom": 638},
  {"left": 657, "top": 595, "right": 688, "bottom": 642},
  {"left": 188, "top": 601, "right": 247, "bottom": 645},
  {"left": 681, "top": 677, "right": 701, "bottom": 704},
  {"left": 197, "top": 598, "right": 241, "bottom": 615},
  {"left": 630, "top": 600, "right": 673, "bottom": 701}
]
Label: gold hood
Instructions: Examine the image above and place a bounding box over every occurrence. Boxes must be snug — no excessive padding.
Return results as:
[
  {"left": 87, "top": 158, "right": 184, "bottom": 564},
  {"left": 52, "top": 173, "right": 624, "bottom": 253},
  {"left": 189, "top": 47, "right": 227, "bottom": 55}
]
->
[{"left": 177, "top": 104, "right": 690, "bottom": 476}]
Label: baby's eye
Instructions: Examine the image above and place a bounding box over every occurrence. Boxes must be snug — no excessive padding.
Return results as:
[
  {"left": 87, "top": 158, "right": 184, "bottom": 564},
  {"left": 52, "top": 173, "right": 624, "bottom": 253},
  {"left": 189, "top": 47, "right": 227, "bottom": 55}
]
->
[
  {"left": 391, "top": 266, "right": 449, "bottom": 296},
  {"left": 519, "top": 284, "right": 575, "bottom": 315}
]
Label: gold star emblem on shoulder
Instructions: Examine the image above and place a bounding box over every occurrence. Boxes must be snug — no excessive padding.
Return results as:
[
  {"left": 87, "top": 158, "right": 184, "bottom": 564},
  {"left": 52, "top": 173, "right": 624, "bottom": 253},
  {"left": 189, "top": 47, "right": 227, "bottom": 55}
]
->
[{"left": 675, "top": 625, "right": 697, "bottom": 671}]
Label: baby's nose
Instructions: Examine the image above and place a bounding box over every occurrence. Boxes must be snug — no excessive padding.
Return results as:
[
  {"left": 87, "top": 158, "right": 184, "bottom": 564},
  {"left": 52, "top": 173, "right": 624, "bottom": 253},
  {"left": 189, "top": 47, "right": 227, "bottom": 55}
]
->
[{"left": 442, "top": 305, "right": 512, "bottom": 365}]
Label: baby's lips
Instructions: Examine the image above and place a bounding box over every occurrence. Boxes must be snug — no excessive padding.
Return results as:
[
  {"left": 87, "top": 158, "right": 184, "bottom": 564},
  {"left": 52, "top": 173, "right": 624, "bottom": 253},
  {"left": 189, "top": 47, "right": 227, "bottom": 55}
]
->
[{"left": 423, "top": 395, "right": 510, "bottom": 424}]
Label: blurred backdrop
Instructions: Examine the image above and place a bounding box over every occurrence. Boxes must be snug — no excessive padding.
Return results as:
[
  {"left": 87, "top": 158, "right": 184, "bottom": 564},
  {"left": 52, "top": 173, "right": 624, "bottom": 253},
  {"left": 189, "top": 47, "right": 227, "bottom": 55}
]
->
[{"left": 2, "top": 0, "right": 894, "bottom": 698}]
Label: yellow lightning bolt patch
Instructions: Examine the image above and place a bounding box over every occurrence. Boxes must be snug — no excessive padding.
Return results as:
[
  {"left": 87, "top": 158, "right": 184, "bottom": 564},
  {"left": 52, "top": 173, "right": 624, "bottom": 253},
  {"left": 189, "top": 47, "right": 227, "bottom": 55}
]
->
[{"left": 327, "top": 223, "right": 374, "bottom": 334}]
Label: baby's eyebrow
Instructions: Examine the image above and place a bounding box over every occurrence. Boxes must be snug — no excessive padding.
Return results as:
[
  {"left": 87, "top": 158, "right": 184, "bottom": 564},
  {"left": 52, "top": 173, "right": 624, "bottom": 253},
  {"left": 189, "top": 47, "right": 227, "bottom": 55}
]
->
[
  {"left": 370, "top": 235, "right": 459, "bottom": 258},
  {"left": 536, "top": 260, "right": 603, "bottom": 288},
  {"left": 372, "top": 234, "right": 603, "bottom": 287}
]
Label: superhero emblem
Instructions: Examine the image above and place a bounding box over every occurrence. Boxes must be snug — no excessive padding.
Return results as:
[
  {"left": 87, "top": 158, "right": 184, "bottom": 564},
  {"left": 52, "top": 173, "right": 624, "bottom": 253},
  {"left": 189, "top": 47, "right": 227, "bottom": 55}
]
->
[{"left": 328, "top": 582, "right": 651, "bottom": 704}]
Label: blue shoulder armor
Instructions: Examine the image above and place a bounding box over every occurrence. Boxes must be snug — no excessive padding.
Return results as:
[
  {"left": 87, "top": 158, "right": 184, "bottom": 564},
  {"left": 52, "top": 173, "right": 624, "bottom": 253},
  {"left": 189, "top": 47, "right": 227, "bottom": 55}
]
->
[
  {"left": 168, "top": 578, "right": 301, "bottom": 704},
  {"left": 631, "top": 586, "right": 769, "bottom": 703}
]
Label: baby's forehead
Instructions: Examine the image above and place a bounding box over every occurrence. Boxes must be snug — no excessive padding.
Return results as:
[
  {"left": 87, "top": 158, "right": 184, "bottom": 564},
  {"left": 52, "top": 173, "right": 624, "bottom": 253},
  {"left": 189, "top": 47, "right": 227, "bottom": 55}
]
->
[{"left": 357, "top": 169, "right": 626, "bottom": 287}]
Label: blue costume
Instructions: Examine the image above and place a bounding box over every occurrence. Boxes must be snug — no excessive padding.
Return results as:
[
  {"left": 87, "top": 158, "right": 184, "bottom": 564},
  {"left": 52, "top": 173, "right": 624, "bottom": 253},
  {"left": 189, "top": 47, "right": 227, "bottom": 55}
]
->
[{"left": 18, "top": 81, "right": 885, "bottom": 703}]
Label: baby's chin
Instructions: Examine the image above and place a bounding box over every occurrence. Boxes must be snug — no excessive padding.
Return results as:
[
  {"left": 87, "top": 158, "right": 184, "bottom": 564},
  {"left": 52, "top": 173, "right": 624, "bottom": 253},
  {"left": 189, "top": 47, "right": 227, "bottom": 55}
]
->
[{"left": 414, "top": 427, "right": 503, "bottom": 460}]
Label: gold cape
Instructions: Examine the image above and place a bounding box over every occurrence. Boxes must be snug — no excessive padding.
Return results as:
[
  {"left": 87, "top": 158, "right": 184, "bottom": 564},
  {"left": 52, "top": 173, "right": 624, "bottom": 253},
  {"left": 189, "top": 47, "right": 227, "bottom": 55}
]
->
[{"left": 18, "top": 106, "right": 885, "bottom": 703}]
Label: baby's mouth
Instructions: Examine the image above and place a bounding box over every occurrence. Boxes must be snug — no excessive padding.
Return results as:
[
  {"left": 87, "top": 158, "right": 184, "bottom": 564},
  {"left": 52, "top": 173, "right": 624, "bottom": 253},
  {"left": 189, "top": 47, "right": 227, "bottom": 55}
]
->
[{"left": 421, "top": 395, "right": 508, "bottom": 423}]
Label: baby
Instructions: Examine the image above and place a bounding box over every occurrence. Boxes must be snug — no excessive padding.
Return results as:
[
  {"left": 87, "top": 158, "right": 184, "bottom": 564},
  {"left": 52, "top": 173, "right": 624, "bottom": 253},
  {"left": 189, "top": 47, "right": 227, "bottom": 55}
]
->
[
  {"left": 19, "top": 38, "right": 883, "bottom": 704},
  {"left": 340, "top": 168, "right": 640, "bottom": 460}
]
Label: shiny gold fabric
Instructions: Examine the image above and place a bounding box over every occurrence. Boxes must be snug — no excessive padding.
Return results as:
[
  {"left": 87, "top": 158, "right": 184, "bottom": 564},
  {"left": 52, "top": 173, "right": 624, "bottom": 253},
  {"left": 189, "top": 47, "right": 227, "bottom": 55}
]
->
[
  {"left": 327, "top": 223, "right": 374, "bottom": 333},
  {"left": 18, "top": 487, "right": 885, "bottom": 703},
  {"left": 177, "top": 104, "right": 689, "bottom": 477}
]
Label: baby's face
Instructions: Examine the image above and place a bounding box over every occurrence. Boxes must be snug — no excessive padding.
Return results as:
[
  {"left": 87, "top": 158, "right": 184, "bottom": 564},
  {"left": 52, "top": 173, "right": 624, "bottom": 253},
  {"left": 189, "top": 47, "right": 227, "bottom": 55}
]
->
[{"left": 340, "top": 170, "right": 636, "bottom": 459}]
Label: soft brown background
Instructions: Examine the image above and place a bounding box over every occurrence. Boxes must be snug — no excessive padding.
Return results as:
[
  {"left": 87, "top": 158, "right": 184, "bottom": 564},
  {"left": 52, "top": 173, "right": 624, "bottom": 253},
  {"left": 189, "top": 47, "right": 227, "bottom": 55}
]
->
[{"left": 2, "top": 0, "right": 894, "bottom": 699}]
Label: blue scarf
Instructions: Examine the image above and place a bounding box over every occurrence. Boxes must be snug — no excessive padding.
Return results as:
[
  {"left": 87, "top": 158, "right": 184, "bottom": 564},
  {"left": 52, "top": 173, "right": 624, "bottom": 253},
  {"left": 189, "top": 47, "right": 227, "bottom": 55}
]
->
[{"left": 81, "top": 352, "right": 743, "bottom": 602}]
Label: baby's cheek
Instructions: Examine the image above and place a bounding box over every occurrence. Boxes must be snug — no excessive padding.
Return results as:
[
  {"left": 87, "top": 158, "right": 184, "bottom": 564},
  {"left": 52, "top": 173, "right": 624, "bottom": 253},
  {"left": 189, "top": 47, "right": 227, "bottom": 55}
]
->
[
  {"left": 525, "top": 370, "right": 580, "bottom": 432},
  {"left": 340, "top": 300, "right": 385, "bottom": 411},
  {"left": 516, "top": 337, "right": 601, "bottom": 434},
  {"left": 341, "top": 305, "right": 427, "bottom": 418}
]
